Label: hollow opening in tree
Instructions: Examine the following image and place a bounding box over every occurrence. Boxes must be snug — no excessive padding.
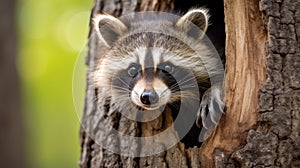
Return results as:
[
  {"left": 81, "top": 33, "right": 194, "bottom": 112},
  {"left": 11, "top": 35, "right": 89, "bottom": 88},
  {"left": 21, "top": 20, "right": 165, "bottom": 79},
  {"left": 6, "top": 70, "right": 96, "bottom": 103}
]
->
[
  {"left": 174, "top": 0, "right": 225, "bottom": 64},
  {"left": 173, "top": 0, "right": 226, "bottom": 148}
]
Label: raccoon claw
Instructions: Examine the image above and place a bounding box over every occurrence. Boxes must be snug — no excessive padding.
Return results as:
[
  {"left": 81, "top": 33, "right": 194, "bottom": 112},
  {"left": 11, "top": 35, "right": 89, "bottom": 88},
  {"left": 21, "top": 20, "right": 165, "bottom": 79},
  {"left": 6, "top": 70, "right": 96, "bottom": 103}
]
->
[{"left": 196, "top": 86, "right": 224, "bottom": 129}]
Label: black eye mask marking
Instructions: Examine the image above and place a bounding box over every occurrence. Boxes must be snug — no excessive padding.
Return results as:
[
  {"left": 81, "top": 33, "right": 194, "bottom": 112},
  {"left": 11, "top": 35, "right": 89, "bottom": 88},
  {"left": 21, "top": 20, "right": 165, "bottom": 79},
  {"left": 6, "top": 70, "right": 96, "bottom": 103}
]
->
[
  {"left": 112, "top": 61, "right": 196, "bottom": 103},
  {"left": 157, "top": 62, "right": 194, "bottom": 92},
  {"left": 112, "top": 64, "right": 142, "bottom": 92}
]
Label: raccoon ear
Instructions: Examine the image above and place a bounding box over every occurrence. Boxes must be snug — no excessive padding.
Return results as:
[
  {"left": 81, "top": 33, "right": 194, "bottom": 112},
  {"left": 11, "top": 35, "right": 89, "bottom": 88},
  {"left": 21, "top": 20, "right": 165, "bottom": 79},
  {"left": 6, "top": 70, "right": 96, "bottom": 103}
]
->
[
  {"left": 93, "top": 14, "right": 128, "bottom": 47},
  {"left": 176, "top": 8, "right": 209, "bottom": 40}
]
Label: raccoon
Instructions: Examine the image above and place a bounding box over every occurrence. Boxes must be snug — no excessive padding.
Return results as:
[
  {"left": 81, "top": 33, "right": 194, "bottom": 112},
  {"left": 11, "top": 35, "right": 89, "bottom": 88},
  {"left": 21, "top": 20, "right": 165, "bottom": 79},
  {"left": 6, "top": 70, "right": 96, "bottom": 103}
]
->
[{"left": 92, "top": 9, "right": 224, "bottom": 142}]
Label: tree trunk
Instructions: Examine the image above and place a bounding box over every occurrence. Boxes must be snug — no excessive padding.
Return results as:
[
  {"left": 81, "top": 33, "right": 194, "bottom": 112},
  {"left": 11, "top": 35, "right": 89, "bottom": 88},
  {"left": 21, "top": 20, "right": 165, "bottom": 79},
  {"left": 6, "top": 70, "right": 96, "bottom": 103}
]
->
[
  {"left": 199, "top": 0, "right": 267, "bottom": 166},
  {"left": 80, "top": 0, "right": 300, "bottom": 167},
  {"left": 0, "top": 0, "right": 24, "bottom": 167},
  {"left": 225, "top": 0, "right": 300, "bottom": 167}
]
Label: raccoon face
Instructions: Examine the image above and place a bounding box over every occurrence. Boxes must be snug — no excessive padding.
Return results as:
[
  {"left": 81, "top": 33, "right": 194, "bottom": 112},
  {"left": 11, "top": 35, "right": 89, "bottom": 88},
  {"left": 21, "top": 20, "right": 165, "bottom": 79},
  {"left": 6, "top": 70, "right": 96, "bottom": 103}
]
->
[
  {"left": 111, "top": 47, "right": 200, "bottom": 111},
  {"left": 93, "top": 9, "right": 210, "bottom": 111},
  {"left": 121, "top": 49, "right": 174, "bottom": 110}
]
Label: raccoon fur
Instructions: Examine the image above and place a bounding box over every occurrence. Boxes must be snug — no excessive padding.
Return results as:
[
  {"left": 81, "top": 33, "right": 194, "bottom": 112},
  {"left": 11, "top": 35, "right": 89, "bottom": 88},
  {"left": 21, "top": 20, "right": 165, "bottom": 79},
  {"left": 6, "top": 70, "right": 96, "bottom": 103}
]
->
[{"left": 92, "top": 9, "right": 225, "bottom": 143}]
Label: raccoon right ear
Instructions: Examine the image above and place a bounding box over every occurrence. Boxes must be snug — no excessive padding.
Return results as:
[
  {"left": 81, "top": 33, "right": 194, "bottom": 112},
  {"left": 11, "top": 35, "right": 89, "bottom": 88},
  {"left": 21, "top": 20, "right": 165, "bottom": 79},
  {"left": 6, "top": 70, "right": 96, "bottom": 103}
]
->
[
  {"left": 176, "top": 8, "right": 209, "bottom": 40},
  {"left": 93, "top": 14, "right": 128, "bottom": 47}
]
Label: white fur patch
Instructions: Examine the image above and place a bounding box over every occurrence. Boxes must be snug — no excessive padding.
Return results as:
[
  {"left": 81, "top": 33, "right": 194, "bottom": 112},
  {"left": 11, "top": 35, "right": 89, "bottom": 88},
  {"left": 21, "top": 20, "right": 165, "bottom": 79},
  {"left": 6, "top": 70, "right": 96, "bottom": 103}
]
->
[
  {"left": 135, "top": 48, "right": 147, "bottom": 72},
  {"left": 152, "top": 48, "right": 162, "bottom": 71}
]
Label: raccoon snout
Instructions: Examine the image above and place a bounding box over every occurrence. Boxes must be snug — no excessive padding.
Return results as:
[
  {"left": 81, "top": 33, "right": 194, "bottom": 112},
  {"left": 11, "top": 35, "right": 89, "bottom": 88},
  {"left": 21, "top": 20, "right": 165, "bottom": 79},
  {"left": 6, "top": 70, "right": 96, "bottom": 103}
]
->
[{"left": 140, "top": 89, "right": 159, "bottom": 105}]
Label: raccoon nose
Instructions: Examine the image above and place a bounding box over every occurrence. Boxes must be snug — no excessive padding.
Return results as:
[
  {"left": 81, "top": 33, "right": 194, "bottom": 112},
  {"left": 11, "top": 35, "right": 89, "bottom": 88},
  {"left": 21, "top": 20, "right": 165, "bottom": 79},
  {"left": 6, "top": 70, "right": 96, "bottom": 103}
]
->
[{"left": 140, "top": 90, "right": 159, "bottom": 105}]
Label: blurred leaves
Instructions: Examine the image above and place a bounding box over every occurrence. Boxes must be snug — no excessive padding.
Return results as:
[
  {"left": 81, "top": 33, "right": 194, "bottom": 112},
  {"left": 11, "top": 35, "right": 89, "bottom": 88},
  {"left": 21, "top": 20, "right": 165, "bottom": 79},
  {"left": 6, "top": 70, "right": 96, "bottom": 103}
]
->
[{"left": 17, "top": 0, "right": 91, "bottom": 167}]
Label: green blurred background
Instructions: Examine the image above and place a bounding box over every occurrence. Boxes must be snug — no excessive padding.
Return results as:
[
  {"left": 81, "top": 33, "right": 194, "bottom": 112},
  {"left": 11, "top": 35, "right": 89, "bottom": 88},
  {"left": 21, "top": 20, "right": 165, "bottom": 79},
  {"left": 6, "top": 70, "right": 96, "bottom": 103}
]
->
[{"left": 17, "top": 0, "right": 92, "bottom": 167}]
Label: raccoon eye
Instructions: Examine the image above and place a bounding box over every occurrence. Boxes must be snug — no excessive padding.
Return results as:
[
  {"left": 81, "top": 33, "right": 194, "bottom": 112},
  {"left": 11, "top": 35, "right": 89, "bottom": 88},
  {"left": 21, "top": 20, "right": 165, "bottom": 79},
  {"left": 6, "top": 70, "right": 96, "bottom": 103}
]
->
[
  {"left": 162, "top": 63, "right": 174, "bottom": 73},
  {"left": 128, "top": 64, "right": 139, "bottom": 77}
]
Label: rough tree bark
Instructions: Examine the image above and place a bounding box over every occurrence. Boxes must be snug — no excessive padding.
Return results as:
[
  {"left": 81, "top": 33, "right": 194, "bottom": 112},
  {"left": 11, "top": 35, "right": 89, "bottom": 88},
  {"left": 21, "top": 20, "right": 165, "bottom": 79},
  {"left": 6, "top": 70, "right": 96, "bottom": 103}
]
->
[
  {"left": 80, "top": 0, "right": 300, "bottom": 167},
  {"left": 226, "top": 0, "right": 300, "bottom": 167},
  {"left": 0, "top": 0, "right": 24, "bottom": 167}
]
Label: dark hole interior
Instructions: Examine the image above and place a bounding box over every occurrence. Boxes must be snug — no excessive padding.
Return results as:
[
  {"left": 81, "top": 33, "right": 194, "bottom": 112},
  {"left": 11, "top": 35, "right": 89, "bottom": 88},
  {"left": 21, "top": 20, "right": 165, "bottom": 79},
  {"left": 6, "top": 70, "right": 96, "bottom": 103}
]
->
[{"left": 174, "top": 0, "right": 226, "bottom": 148}]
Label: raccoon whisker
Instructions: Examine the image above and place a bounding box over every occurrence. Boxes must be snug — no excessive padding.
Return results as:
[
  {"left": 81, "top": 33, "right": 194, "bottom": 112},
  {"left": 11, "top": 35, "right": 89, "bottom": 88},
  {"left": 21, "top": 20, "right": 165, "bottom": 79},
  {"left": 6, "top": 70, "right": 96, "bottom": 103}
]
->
[
  {"left": 160, "top": 86, "right": 198, "bottom": 101},
  {"left": 111, "top": 85, "right": 131, "bottom": 92},
  {"left": 171, "top": 91, "right": 199, "bottom": 100},
  {"left": 132, "top": 90, "right": 139, "bottom": 97},
  {"left": 175, "top": 75, "right": 197, "bottom": 86},
  {"left": 176, "top": 84, "right": 198, "bottom": 90},
  {"left": 176, "top": 90, "right": 198, "bottom": 98},
  {"left": 168, "top": 83, "right": 197, "bottom": 92},
  {"left": 168, "top": 82, "right": 186, "bottom": 92},
  {"left": 115, "top": 95, "right": 131, "bottom": 100},
  {"left": 113, "top": 76, "right": 130, "bottom": 87},
  {"left": 98, "top": 84, "right": 131, "bottom": 92},
  {"left": 160, "top": 83, "right": 196, "bottom": 99},
  {"left": 177, "top": 79, "right": 198, "bottom": 88},
  {"left": 160, "top": 87, "right": 172, "bottom": 98},
  {"left": 167, "top": 75, "right": 197, "bottom": 91},
  {"left": 180, "top": 92, "right": 199, "bottom": 99},
  {"left": 178, "top": 83, "right": 198, "bottom": 88},
  {"left": 88, "top": 89, "right": 131, "bottom": 105},
  {"left": 176, "top": 76, "right": 194, "bottom": 85},
  {"left": 177, "top": 82, "right": 198, "bottom": 89},
  {"left": 169, "top": 83, "right": 180, "bottom": 91}
]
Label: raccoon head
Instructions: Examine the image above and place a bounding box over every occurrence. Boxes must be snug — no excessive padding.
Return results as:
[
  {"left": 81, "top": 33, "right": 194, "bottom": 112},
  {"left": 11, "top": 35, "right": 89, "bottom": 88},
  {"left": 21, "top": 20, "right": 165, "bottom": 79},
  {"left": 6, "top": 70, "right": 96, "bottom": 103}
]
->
[{"left": 93, "top": 9, "right": 211, "bottom": 112}]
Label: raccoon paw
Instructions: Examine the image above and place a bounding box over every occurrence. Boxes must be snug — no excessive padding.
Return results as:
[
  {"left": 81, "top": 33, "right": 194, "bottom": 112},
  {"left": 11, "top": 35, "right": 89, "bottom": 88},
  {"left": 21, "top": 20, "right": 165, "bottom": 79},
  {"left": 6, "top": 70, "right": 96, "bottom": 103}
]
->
[{"left": 196, "top": 85, "right": 224, "bottom": 129}]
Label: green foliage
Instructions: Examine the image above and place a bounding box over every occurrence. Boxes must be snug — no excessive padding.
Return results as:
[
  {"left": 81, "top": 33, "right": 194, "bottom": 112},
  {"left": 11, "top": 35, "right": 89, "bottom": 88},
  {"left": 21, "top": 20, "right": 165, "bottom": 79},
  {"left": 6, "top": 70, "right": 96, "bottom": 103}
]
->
[{"left": 17, "top": 0, "right": 92, "bottom": 167}]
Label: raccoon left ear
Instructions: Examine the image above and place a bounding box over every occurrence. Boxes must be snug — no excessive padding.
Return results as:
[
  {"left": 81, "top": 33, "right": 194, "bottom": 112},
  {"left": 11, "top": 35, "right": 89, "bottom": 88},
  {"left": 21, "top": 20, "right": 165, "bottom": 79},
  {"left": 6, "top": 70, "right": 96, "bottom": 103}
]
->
[
  {"left": 176, "top": 8, "right": 209, "bottom": 40},
  {"left": 93, "top": 14, "right": 128, "bottom": 47}
]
